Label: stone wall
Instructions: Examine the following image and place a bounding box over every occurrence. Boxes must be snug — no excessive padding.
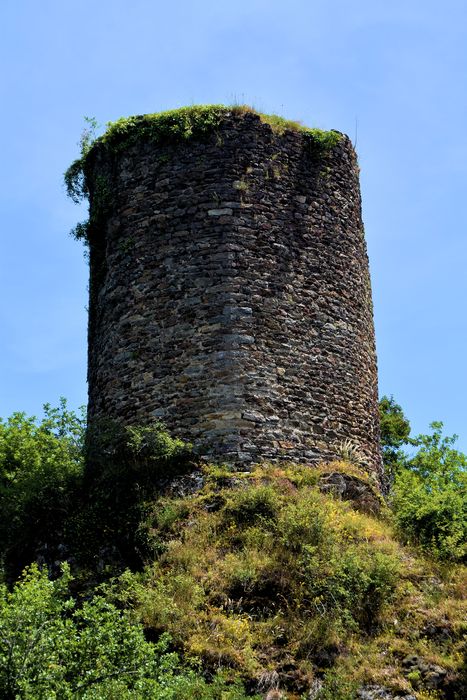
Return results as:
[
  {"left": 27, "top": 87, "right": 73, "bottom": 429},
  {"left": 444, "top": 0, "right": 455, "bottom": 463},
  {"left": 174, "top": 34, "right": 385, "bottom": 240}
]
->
[{"left": 86, "top": 110, "right": 382, "bottom": 478}]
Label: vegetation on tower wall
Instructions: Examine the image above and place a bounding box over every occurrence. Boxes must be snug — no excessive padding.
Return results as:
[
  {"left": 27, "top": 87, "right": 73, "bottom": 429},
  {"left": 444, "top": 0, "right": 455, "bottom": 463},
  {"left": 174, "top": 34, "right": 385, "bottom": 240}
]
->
[{"left": 63, "top": 105, "right": 342, "bottom": 245}]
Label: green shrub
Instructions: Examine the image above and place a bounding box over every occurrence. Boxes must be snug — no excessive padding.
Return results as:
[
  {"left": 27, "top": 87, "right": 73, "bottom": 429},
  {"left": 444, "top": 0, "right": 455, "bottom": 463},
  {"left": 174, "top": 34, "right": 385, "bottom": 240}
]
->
[
  {"left": 153, "top": 500, "right": 191, "bottom": 533},
  {"left": 391, "top": 422, "right": 467, "bottom": 561},
  {"left": 223, "top": 484, "right": 280, "bottom": 525},
  {"left": 0, "top": 400, "right": 85, "bottom": 574},
  {"left": 298, "top": 542, "right": 399, "bottom": 632},
  {"left": 275, "top": 490, "right": 400, "bottom": 633},
  {"left": 379, "top": 395, "right": 411, "bottom": 481},
  {"left": 314, "top": 670, "right": 359, "bottom": 699},
  {"left": 0, "top": 564, "right": 254, "bottom": 699},
  {"left": 86, "top": 418, "right": 191, "bottom": 475},
  {"left": 278, "top": 491, "right": 330, "bottom": 552}
]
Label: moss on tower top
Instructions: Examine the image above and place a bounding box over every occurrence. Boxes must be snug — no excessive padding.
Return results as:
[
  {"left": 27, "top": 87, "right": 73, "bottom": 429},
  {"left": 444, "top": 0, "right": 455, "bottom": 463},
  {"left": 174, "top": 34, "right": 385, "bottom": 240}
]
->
[
  {"left": 96, "top": 104, "right": 342, "bottom": 152},
  {"left": 64, "top": 105, "right": 342, "bottom": 206}
]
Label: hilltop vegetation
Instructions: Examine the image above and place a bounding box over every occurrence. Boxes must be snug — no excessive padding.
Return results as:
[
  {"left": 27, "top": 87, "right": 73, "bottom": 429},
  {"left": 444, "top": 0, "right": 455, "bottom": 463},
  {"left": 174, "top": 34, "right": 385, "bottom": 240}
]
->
[{"left": 0, "top": 400, "right": 465, "bottom": 699}]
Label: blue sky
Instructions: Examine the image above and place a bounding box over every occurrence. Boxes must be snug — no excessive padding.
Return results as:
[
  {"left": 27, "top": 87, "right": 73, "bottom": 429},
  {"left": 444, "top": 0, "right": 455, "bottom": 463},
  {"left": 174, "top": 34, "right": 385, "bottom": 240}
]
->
[{"left": 1, "top": 0, "right": 466, "bottom": 448}]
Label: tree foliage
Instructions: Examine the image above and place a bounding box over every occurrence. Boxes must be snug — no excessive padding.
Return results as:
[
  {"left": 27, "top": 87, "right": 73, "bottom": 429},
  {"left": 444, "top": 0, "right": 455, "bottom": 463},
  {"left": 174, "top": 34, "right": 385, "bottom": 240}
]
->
[
  {"left": 0, "top": 400, "right": 85, "bottom": 574},
  {"left": 380, "top": 397, "right": 466, "bottom": 561},
  {"left": 378, "top": 395, "right": 411, "bottom": 478},
  {"left": 0, "top": 564, "right": 253, "bottom": 699},
  {"left": 391, "top": 421, "right": 467, "bottom": 561}
]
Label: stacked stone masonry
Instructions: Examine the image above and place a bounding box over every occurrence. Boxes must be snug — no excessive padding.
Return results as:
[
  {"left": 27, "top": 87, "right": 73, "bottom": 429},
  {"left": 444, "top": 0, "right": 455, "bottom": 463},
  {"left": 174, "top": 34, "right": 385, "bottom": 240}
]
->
[{"left": 86, "top": 111, "right": 382, "bottom": 478}]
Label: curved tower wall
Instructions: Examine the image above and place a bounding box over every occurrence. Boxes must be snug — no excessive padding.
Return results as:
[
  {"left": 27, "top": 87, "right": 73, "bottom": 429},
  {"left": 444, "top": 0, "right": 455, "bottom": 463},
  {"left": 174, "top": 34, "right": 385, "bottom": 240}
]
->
[{"left": 86, "top": 111, "right": 381, "bottom": 476}]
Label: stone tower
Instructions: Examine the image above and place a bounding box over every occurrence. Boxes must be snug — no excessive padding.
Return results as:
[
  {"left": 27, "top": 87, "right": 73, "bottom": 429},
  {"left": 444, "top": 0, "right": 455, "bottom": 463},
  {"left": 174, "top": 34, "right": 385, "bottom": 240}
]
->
[{"left": 83, "top": 107, "right": 381, "bottom": 478}]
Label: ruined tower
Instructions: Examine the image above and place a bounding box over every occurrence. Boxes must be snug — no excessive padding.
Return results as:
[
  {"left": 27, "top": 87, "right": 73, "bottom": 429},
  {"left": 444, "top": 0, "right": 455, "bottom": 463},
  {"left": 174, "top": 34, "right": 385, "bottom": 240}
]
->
[{"left": 82, "top": 107, "right": 381, "bottom": 477}]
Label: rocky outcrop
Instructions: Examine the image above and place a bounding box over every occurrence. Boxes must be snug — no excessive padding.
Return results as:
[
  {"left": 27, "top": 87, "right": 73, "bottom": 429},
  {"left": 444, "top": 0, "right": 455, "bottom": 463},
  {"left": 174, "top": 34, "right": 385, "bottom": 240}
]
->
[{"left": 318, "top": 470, "right": 382, "bottom": 514}]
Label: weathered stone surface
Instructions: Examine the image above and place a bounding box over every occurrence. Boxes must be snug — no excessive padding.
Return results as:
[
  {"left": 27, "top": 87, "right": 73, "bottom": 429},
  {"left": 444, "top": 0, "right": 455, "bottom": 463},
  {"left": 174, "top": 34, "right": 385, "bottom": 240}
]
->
[
  {"left": 86, "top": 110, "right": 382, "bottom": 480},
  {"left": 401, "top": 656, "right": 455, "bottom": 693},
  {"left": 357, "top": 687, "right": 416, "bottom": 700},
  {"left": 318, "top": 471, "right": 382, "bottom": 514}
]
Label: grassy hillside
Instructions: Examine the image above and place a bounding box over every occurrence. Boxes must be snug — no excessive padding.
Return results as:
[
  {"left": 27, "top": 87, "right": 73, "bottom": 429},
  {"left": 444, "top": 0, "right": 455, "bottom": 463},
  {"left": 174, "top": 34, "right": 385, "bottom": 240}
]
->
[
  {"left": 109, "top": 460, "right": 466, "bottom": 699},
  {"left": 0, "top": 408, "right": 465, "bottom": 699}
]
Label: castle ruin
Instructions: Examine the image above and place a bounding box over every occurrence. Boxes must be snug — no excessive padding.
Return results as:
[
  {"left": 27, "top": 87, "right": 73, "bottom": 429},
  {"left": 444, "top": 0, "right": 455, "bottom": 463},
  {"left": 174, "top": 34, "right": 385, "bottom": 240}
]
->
[{"left": 81, "top": 107, "right": 381, "bottom": 478}]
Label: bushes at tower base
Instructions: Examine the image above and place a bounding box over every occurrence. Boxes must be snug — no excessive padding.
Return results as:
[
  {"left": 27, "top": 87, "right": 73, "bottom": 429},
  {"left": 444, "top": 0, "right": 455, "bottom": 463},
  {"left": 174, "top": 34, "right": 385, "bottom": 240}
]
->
[
  {"left": 125, "top": 465, "right": 397, "bottom": 671},
  {"left": 379, "top": 398, "right": 467, "bottom": 563},
  {"left": 109, "top": 462, "right": 466, "bottom": 698},
  {"left": 391, "top": 422, "right": 467, "bottom": 562},
  {"left": 0, "top": 563, "right": 254, "bottom": 699},
  {"left": 1, "top": 399, "right": 465, "bottom": 575},
  {"left": 0, "top": 400, "right": 85, "bottom": 576},
  {"left": 0, "top": 402, "right": 466, "bottom": 698},
  {"left": 0, "top": 405, "right": 194, "bottom": 577}
]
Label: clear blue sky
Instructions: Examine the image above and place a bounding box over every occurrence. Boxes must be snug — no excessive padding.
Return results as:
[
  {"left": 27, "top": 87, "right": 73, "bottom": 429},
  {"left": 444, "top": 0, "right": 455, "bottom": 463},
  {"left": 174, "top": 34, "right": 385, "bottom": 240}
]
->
[{"left": 1, "top": 0, "right": 466, "bottom": 448}]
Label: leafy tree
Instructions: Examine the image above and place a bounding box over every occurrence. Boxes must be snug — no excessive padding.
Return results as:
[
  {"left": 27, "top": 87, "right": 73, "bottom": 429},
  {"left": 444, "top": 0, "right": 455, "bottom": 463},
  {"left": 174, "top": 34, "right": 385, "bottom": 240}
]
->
[
  {"left": 379, "top": 398, "right": 466, "bottom": 560},
  {"left": 378, "top": 395, "right": 411, "bottom": 479},
  {"left": 391, "top": 422, "right": 467, "bottom": 561},
  {"left": 0, "top": 400, "right": 86, "bottom": 574},
  {"left": 0, "top": 563, "right": 74, "bottom": 699},
  {"left": 0, "top": 564, "right": 253, "bottom": 699}
]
